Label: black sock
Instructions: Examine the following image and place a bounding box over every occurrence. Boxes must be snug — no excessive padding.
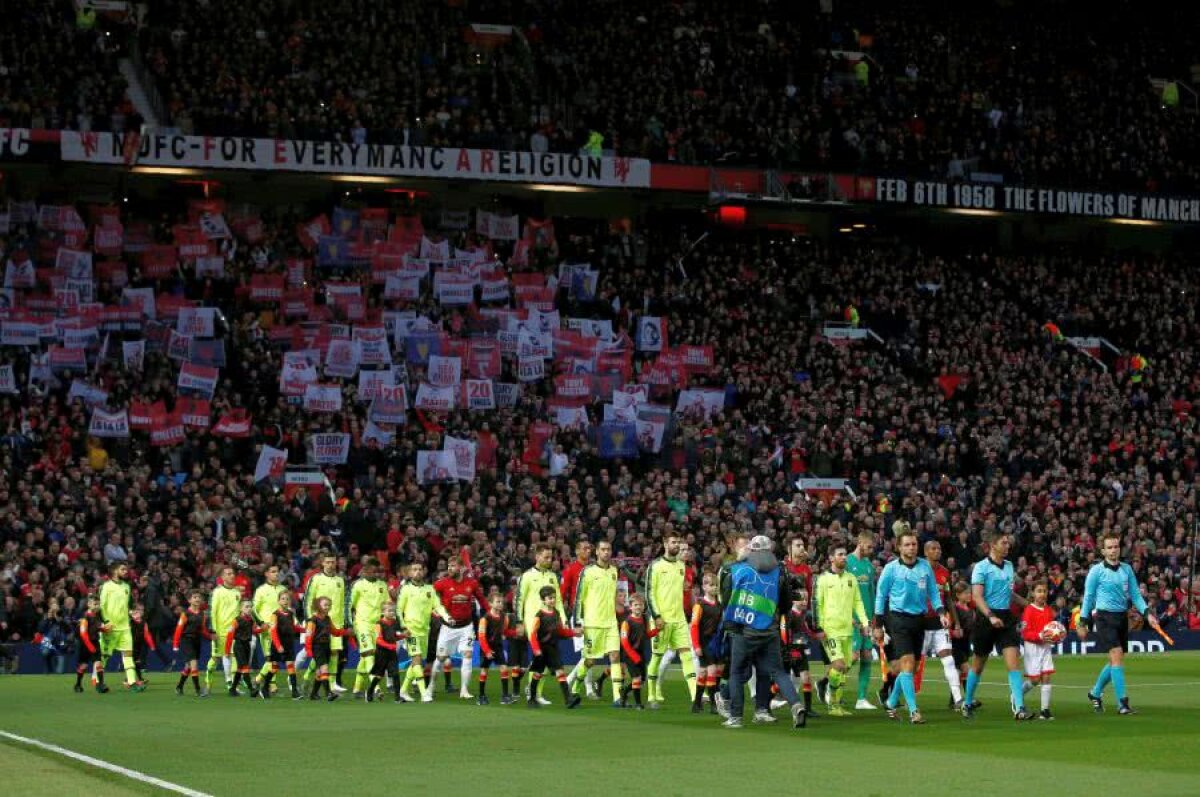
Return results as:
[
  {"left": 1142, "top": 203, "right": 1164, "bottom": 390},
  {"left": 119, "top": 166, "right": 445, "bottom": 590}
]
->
[
  {"left": 444, "top": 669, "right": 453, "bottom": 690},
  {"left": 693, "top": 683, "right": 704, "bottom": 708},
  {"left": 501, "top": 676, "right": 509, "bottom": 697},
  {"left": 262, "top": 673, "right": 274, "bottom": 693},
  {"left": 596, "top": 670, "right": 608, "bottom": 690},
  {"left": 804, "top": 688, "right": 812, "bottom": 711},
  {"left": 335, "top": 658, "right": 345, "bottom": 687},
  {"left": 479, "top": 676, "right": 487, "bottom": 697},
  {"left": 97, "top": 669, "right": 105, "bottom": 685},
  {"left": 633, "top": 686, "right": 642, "bottom": 706},
  {"left": 177, "top": 673, "right": 188, "bottom": 690},
  {"left": 230, "top": 673, "right": 241, "bottom": 691},
  {"left": 368, "top": 676, "right": 380, "bottom": 698},
  {"left": 191, "top": 674, "right": 201, "bottom": 693},
  {"left": 620, "top": 683, "right": 631, "bottom": 704},
  {"left": 288, "top": 673, "right": 298, "bottom": 693},
  {"left": 76, "top": 668, "right": 86, "bottom": 687},
  {"left": 135, "top": 666, "right": 144, "bottom": 682},
  {"left": 558, "top": 679, "right": 571, "bottom": 702},
  {"left": 423, "top": 671, "right": 432, "bottom": 689},
  {"left": 310, "top": 678, "right": 321, "bottom": 699}
]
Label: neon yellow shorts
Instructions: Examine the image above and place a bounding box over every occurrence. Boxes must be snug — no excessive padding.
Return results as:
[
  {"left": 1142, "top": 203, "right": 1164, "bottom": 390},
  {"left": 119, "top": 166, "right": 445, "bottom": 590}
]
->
[
  {"left": 405, "top": 629, "right": 429, "bottom": 661},
  {"left": 822, "top": 635, "right": 853, "bottom": 664},
  {"left": 651, "top": 621, "right": 690, "bottom": 654},
  {"left": 583, "top": 625, "right": 619, "bottom": 659},
  {"left": 355, "top": 623, "right": 377, "bottom": 653},
  {"left": 101, "top": 628, "right": 132, "bottom": 655}
]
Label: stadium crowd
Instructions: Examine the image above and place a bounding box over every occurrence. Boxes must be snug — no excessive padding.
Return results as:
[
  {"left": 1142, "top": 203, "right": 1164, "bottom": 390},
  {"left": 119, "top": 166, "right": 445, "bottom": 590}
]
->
[
  {"left": 1, "top": 192, "right": 1198, "bottom": 672},
  {"left": 6, "top": 1, "right": 1200, "bottom": 191}
]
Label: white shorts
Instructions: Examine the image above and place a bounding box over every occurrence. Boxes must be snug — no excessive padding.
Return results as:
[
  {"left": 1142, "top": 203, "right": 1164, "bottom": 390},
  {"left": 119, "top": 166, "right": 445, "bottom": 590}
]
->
[
  {"left": 1022, "top": 642, "right": 1054, "bottom": 678},
  {"left": 436, "top": 623, "right": 476, "bottom": 657},
  {"left": 921, "top": 629, "right": 952, "bottom": 657}
]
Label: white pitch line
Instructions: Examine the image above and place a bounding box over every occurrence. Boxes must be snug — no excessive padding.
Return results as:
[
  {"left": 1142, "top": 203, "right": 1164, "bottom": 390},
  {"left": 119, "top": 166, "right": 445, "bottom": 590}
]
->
[
  {"left": 0, "top": 731, "right": 213, "bottom": 797},
  {"left": 980, "top": 681, "right": 1200, "bottom": 689}
]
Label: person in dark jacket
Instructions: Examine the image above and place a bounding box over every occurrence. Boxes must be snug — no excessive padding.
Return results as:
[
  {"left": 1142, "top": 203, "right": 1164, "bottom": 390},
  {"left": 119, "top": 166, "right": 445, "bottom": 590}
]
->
[{"left": 719, "top": 535, "right": 806, "bottom": 729}]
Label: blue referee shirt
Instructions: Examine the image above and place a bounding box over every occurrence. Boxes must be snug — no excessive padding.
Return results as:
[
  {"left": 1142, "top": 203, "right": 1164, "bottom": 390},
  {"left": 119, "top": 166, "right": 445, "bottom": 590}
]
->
[
  {"left": 1081, "top": 562, "right": 1148, "bottom": 616},
  {"left": 971, "top": 557, "right": 1015, "bottom": 611},
  {"left": 875, "top": 558, "right": 943, "bottom": 617}
]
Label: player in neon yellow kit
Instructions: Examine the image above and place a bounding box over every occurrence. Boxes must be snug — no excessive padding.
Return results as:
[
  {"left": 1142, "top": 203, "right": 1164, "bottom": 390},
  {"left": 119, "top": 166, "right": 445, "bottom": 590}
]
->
[
  {"left": 517, "top": 543, "right": 566, "bottom": 704},
  {"left": 252, "top": 564, "right": 287, "bottom": 692},
  {"left": 205, "top": 565, "right": 241, "bottom": 694},
  {"left": 350, "top": 557, "right": 390, "bottom": 697},
  {"left": 567, "top": 539, "right": 624, "bottom": 704},
  {"left": 815, "top": 539, "right": 871, "bottom": 716},
  {"left": 644, "top": 530, "right": 698, "bottom": 707},
  {"left": 99, "top": 562, "right": 144, "bottom": 692},
  {"left": 304, "top": 552, "right": 347, "bottom": 692},
  {"left": 397, "top": 561, "right": 451, "bottom": 702}
]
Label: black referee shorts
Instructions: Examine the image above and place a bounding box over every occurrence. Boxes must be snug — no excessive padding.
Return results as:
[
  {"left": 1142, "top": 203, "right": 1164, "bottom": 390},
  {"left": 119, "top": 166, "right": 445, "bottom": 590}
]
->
[
  {"left": 885, "top": 611, "right": 925, "bottom": 658},
  {"left": 1093, "top": 610, "right": 1129, "bottom": 653},
  {"left": 971, "top": 609, "right": 1021, "bottom": 656}
]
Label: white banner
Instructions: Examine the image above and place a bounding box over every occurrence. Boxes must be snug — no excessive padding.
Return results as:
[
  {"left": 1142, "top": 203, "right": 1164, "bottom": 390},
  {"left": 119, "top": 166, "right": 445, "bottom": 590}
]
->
[
  {"left": 414, "top": 382, "right": 456, "bottom": 411},
  {"left": 517, "top": 357, "right": 544, "bottom": 382},
  {"left": 476, "top": 210, "right": 520, "bottom": 240},
  {"left": 427, "top": 354, "right": 462, "bottom": 387},
  {"left": 55, "top": 248, "right": 93, "bottom": 281},
  {"left": 303, "top": 383, "right": 343, "bottom": 413},
  {"left": 68, "top": 379, "right": 108, "bottom": 408},
  {"left": 0, "top": 364, "right": 16, "bottom": 394},
  {"left": 177, "top": 306, "right": 216, "bottom": 338},
  {"left": 554, "top": 405, "right": 589, "bottom": 430},
  {"left": 437, "top": 280, "right": 474, "bottom": 306},
  {"left": 443, "top": 435, "right": 477, "bottom": 481},
  {"left": 357, "top": 368, "right": 395, "bottom": 402},
  {"left": 362, "top": 421, "right": 394, "bottom": 447},
  {"left": 384, "top": 274, "right": 421, "bottom": 301},
  {"left": 464, "top": 379, "right": 495, "bottom": 410},
  {"left": 494, "top": 382, "right": 520, "bottom": 408},
  {"left": 353, "top": 325, "right": 389, "bottom": 365},
  {"left": 636, "top": 418, "right": 666, "bottom": 453},
  {"left": 122, "top": 340, "right": 145, "bottom": 371},
  {"left": 195, "top": 255, "right": 226, "bottom": 279},
  {"left": 675, "top": 388, "right": 725, "bottom": 419},
  {"left": 280, "top": 350, "right": 320, "bottom": 395},
  {"left": 60, "top": 132, "right": 652, "bottom": 189},
  {"left": 417, "top": 450, "right": 457, "bottom": 484},
  {"left": 311, "top": 432, "right": 351, "bottom": 464},
  {"left": 88, "top": 407, "right": 130, "bottom": 438},
  {"left": 369, "top": 384, "right": 408, "bottom": 423},
  {"left": 255, "top": 445, "right": 288, "bottom": 482},
  {"left": 636, "top": 316, "right": 666, "bottom": 352},
  {"left": 324, "top": 339, "right": 361, "bottom": 378}
]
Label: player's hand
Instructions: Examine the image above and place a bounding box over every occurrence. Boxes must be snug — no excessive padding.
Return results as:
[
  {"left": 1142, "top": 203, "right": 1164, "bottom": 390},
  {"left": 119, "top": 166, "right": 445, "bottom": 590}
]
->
[
  {"left": 988, "top": 615, "right": 1003, "bottom": 629},
  {"left": 940, "top": 614, "right": 952, "bottom": 630},
  {"left": 1148, "top": 615, "right": 1162, "bottom": 631},
  {"left": 1076, "top": 625, "right": 1088, "bottom": 641},
  {"left": 872, "top": 627, "right": 884, "bottom": 643},
  {"left": 172, "top": 647, "right": 179, "bottom": 652},
  {"left": 950, "top": 628, "right": 962, "bottom": 639}
]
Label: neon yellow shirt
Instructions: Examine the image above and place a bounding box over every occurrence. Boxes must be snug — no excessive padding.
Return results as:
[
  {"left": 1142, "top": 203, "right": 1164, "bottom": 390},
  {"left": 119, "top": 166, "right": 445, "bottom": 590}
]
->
[
  {"left": 350, "top": 577, "right": 389, "bottom": 627},
  {"left": 253, "top": 582, "right": 287, "bottom": 626},
  {"left": 645, "top": 557, "right": 686, "bottom": 624},
  {"left": 815, "top": 569, "right": 869, "bottom": 637},
  {"left": 99, "top": 579, "right": 131, "bottom": 631},
  {"left": 304, "top": 573, "right": 346, "bottom": 627},
  {"left": 575, "top": 564, "right": 618, "bottom": 628}
]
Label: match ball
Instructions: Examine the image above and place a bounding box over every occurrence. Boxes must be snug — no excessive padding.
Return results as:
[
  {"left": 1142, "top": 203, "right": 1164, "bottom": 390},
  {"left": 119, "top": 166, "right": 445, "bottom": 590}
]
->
[{"left": 1042, "top": 620, "right": 1067, "bottom": 644}]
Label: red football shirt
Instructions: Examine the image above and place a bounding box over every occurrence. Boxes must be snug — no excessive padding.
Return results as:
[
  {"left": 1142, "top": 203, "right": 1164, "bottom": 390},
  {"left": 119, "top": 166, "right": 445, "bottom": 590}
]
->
[{"left": 433, "top": 576, "right": 486, "bottom": 625}]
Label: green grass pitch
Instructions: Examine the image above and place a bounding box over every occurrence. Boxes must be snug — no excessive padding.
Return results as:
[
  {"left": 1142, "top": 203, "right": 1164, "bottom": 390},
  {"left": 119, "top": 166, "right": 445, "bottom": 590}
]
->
[{"left": 2, "top": 653, "right": 1198, "bottom": 796}]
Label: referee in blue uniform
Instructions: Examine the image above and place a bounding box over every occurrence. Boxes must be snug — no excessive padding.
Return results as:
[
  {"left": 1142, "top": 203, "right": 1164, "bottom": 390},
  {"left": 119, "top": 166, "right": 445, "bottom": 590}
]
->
[
  {"left": 1078, "top": 531, "right": 1163, "bottom": 715},
  {"left": 873, "top": 528, "right": 950, "bottom": 724},
  {"left": 962, "top": 531, "right": 1032, "bottom": 720}
]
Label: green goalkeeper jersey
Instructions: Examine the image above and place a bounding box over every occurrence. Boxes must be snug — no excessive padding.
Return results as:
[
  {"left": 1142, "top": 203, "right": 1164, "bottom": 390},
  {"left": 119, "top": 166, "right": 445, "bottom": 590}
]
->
[
  {"left": 210, "top": 584, "right": 242, "bottom": 635},
  {"left": 397, "top": 582, "right": 443, "bottom": 633},
  {"left": 814, "top": 570, "right": 869, "bottom": 637},
  {"left": 845, "top": 554, "right": 876, "bottom": 617},
  {"left": 304, "top": 573, "right": 346, "bottom": 627},
  {"left": 350, "top": 577, "right": 389, "bottom": 627},
  {"left": 253, "top": 582, "right": 287, "bottom": 626},
  {"left": 575, "top": 563, "right": 618, "bottom": 628},
  {"left": 644, "top": 557, "right": 686, "bottom": 624},
  {"left": 99, "top": 579, "right": 131, "bottom": 631}
]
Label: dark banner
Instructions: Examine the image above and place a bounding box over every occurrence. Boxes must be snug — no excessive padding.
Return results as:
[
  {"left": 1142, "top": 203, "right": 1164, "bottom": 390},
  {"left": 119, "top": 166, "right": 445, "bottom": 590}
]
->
[{"left": 861, "top": 176, "right": 1200, "bottom": 223}]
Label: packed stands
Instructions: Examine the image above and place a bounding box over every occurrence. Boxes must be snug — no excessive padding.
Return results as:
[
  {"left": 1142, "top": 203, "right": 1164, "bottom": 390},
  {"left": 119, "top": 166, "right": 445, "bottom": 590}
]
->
[{"left": 1, "top": 195, "right": 1197, "bottom": 650}]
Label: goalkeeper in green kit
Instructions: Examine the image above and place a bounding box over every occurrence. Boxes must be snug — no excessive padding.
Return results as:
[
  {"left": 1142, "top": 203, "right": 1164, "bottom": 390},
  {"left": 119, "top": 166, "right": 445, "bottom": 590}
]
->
[
  {"left": 845, "top": 531, "right": 879, "bottom": 709},
  {"left": 206, "top": 565, "right": 242, "bottom": 694},
  {"left": 304, "top": 552, "right": 348, "bottom": 692}
]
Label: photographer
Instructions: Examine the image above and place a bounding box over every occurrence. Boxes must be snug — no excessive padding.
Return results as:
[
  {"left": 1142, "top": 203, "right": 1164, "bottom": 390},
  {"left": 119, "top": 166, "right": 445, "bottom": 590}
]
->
[{"left": 36, "top": 599, "right": 74, "bottom": 674}]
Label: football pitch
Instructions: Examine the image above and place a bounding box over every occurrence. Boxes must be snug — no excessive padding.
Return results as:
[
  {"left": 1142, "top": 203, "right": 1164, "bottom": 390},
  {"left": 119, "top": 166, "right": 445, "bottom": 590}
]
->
[{"left": 2, "top": 653, "right": 1198, "bottom": 797}]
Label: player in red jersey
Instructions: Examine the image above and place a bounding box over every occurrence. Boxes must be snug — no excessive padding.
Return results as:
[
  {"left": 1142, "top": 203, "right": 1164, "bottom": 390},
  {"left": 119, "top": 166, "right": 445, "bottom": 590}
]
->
[
  {"left": 560, "top": 540, "right": 593, "bottom": 622},
  {"left": 1020, "top": 580, "right": 1057, "bottom": 719},
  {"left": 433, "top": 555, "right": 487, "bottom": 699},
  {"left": 917, "top": 540, "right": 963, "bottom": 708}
]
